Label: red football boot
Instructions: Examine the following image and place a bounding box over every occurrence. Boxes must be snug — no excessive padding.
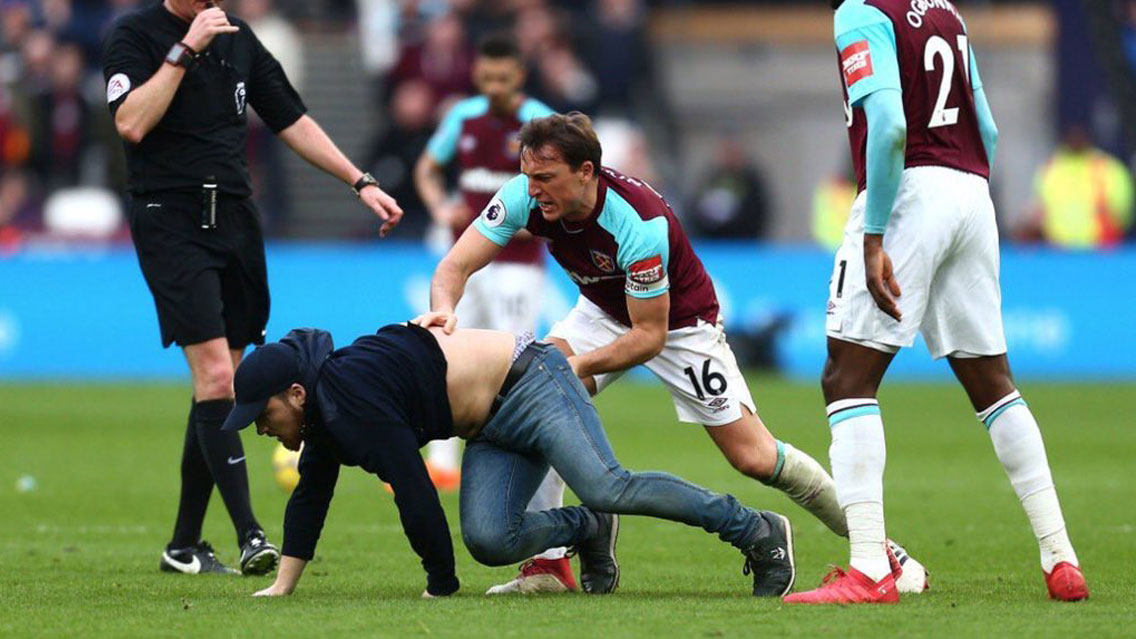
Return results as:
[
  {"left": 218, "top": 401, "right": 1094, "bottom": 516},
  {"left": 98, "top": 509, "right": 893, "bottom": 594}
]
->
[
  {"left": 485, "top": 557, "right": 579, "bottom": 595},
  {"left": 783, "top": 566, "right": 899, "bottom": 605},
  {"left": 1045, "top": 562, "right": 1089, "bottom": 601}
]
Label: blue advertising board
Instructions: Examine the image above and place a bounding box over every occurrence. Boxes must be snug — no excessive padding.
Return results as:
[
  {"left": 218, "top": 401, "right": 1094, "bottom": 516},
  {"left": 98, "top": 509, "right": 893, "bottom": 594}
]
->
[{"left": 1, "top": 242, "right": 1133, "bottom": 381}]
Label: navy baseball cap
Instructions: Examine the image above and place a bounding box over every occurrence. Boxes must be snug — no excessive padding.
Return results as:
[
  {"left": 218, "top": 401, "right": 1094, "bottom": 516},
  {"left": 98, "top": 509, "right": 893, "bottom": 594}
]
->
[{"left": 221, "top": 342, "right": 301, "bottom": 432}]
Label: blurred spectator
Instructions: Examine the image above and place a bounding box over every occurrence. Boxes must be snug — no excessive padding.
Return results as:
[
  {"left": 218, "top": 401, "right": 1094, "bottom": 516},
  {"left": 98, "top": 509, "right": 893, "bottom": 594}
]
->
[
  {"left": 388, "top": 11, "right": 473, "bottom": 111},
  {"left": 594, "top": 116, "right": 658, "bottom": 184},
  {"left": 356, "top": 0, "right": 399, "bottom": 77},
  {"left": 515, "top": 4, "right": 599, "bottom": 113},
  {"left": 686, "top": 137, "right": 769, "bottom": 240},
  {"left": 0, "top": 0, "right": 33, "bottom": 70},
  {"left": 812, "top": 165, "right": 856, "bottom": 251},
  {"left": 239, "top": 0, "right": 304, "bottom": 230},
  {"left": 1019, "top": 125, "right": 1134, "bottom": 247},
  {"left": 585, "top": 0, "right": 651, "bottom": 116},
  {"left": 26, "top": 39, "right": 93, "bottom": 191},
  {"left": 363, "top": 78, "right": 435, "bottom": 238},
  {"left": 0, "top": 83, "right": 30, "bottom": 166},
  {"left": 0, "top": 169, "right": 37, "bottom": 255},
  {"left": 534, "top": 44, "right": 598, "bottom": 113}
]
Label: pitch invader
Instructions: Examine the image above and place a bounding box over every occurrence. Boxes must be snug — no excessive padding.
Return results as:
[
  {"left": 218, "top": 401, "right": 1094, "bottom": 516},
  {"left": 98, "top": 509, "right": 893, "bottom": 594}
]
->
[
  {"left": 413, "top": 34, "right": 555, "bottom": 496},
  {"left": 784, "top": 0, "right": 1087, "bottom": 604},
  {"left": 416, "top": 112, "right": 927, "bottom": 595}
]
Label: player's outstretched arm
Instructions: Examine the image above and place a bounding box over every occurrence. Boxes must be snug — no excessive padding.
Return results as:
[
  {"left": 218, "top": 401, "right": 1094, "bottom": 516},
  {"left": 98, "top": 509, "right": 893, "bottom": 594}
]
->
[{"left": 415, "top": 227, "right": 504, "bottom": 333}]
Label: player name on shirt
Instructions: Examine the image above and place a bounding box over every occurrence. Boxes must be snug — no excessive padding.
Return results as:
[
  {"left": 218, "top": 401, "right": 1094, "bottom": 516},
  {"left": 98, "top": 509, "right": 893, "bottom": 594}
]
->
[{"left": 903, "top": 0, "right": 963, "bottom": 28}]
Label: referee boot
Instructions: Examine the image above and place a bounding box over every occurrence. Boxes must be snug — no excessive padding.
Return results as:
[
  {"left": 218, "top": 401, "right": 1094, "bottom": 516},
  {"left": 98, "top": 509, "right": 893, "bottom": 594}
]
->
[
  {"left": 239, "top": 529, "right": 280, "bottom": 576},
  {"left": 160, "top": 541, "right": 239, "bottom": 575}
]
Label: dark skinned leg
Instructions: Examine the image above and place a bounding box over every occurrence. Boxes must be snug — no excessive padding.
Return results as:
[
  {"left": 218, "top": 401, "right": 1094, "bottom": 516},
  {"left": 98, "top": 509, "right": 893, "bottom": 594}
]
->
[{"left": 946, "top": 354, "right": 1016, "bottom": 412}]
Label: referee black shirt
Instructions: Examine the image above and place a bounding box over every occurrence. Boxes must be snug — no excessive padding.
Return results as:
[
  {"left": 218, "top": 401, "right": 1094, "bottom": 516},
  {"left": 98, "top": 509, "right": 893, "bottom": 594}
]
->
[{"left": 102, "top": 2, "right": 306, "bottom": 197}]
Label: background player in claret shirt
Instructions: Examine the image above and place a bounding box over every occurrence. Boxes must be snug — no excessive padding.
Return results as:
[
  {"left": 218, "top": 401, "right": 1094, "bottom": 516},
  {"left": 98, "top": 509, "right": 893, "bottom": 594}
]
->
[
  {"left": 784, "top": 0, "right": 1087, "bottom": 605},
  {"left": 416, "top": 112, "right": 927, "bottom": 596},
  {"left": 413, "top": 33, "right": 554, "bottom": 495}
]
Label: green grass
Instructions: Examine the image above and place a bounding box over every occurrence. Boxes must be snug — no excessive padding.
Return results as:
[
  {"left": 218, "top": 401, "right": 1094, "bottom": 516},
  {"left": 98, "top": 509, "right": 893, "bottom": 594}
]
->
[{"left": 1, "top": 379, "right": 1133, "bottom": 638}]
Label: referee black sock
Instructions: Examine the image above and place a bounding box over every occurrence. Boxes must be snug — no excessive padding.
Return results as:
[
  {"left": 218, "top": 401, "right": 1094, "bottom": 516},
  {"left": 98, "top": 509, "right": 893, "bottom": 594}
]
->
[
  {"left": 169, "top": 400, "right": 213, "bottom": 550},
  {"left": 194, "top": 398, "right": 261, "bottom": 547}
]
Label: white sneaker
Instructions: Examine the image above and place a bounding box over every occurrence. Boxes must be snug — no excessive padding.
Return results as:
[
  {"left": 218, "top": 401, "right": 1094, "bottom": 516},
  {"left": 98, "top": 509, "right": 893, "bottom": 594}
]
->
[
  {"left": 888, "top": 540, "right": 930, "bottom": 593},
  {"left": 485, "top": 557, "right": 578, "bottom": 595}
]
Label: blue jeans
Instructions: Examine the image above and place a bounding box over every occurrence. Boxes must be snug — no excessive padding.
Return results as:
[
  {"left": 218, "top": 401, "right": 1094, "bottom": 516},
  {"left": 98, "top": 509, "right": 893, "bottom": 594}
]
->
[{"left": 459, "top": 344, "right": 766, "bottom": 566}]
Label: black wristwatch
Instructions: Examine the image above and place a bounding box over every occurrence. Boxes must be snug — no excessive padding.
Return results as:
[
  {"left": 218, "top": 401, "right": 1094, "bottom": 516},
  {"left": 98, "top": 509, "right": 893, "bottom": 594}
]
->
[
  {"left": 352, "top": 172, "right": 379, "bottom": 197},
  {"left": 165, "top": 41, "right": 197, "bottom": 68}
]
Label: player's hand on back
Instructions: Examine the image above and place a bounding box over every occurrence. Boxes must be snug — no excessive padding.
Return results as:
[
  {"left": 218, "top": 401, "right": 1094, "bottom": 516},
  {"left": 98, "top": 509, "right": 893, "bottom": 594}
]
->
[
  {"left": 411, "top": 311, "right": 458, "bottom": 334},
  {"left": 359, "top": 185, "right": 404, "bottom": 237},
  {"left": 863, "top": 234, "right": 902, "bottom": 322},
  {"left": 183, "top": 7, "right": 239, "bottom": 52}
]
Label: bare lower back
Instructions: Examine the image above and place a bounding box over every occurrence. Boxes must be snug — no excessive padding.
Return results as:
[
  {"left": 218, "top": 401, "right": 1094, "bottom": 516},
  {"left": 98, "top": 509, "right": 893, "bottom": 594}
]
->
[{"left": 428, "top": 327, "right": 516, "bottom": 437}]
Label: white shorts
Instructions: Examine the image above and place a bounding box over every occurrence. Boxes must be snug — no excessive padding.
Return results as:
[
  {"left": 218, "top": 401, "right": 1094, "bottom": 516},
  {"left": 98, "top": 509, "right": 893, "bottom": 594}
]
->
[
  {"left": 458, "top": 262, "right": 545, "bottom": 333},
  {"left": 547, "top": 295, "right": 756, "bottom": 426},
  {"left": 826, "top": 166, "right": 1007, "bottom": 359}
]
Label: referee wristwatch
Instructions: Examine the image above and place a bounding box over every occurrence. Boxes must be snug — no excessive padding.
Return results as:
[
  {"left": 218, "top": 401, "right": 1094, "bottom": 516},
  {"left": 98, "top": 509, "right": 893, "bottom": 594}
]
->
[
  {"left": 165, "top": 41, "right": 197, "bottom": 68},
  {"left": 352, "top": 172, "right": 379, "bottom": 197}
]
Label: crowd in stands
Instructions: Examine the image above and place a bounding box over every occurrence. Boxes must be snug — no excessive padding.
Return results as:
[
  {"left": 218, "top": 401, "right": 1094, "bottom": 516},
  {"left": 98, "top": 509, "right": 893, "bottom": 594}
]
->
[{"left": 1, "top": 0, "right": 1134, "bottom": 253}]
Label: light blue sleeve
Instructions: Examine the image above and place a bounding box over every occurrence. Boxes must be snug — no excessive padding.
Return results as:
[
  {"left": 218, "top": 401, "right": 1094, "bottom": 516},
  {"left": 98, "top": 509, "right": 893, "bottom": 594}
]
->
[
  {"left": 425, "top": 98, "right": 487, "bottom": 165},
  {"left": 973, "top": 86, "right": 998, "bottom": 168},
  {"left": 519, "top": 98, "right": 555, "bottom": 121},
  {"left": 862, "top": 89, "right": 907, "bottom": 235},
  {"left": 834, "top": 3, "right": 901, "bottom": 107},
  {"left": 471, "top": 174, "right": 532, "bottom": 246},
  {"left": 598, "top": 192, "right": 671, "bottom": 299},
  {"left": 968, "top": 45, "right": 983, "bottom": 91}
]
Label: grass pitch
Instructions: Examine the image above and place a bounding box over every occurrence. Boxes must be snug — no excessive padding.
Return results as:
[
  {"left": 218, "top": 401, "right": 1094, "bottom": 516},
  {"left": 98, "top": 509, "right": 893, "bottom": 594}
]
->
[{"left": 1, "top": 378, "right": 1133, "bottom": 638}]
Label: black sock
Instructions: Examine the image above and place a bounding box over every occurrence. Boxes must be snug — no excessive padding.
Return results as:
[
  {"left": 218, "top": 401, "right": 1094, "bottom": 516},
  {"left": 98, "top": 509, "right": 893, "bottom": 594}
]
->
[
  {"left": 169, "top": 400, "right": 213, "bottom": 550},
  {"left": 194, "top": 398, "right": 261, "bottom": 547}
]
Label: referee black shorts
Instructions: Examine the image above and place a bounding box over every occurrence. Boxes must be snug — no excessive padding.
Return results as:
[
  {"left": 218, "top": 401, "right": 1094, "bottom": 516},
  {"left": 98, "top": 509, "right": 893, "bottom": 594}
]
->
[{"left": 129, "top": 191, "right": 270, "bottom": 349}]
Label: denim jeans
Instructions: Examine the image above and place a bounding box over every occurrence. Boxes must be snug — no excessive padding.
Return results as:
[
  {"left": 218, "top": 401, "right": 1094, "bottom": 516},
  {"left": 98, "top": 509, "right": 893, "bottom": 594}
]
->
[{"left": 459, "top": 344, "right": 767, "bottom": 566}]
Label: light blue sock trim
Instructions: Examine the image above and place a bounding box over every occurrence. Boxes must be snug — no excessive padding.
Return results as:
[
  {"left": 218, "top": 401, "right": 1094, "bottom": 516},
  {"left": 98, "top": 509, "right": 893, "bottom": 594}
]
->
[
  {"left": 764, "top": 440, "right": 787, "bottom": 485},
  {"left": 828, "top": 405, "right": 881, "bottom": 428},
  {"left": 983, "top": 399, "right": 1027, "bottom": 430}
]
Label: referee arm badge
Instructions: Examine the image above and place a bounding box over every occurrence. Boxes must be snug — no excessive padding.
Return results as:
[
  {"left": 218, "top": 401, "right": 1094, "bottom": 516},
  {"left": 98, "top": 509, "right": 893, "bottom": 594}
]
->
[{"left": 106, "top": 73, "right": 132, "bottom": 103}]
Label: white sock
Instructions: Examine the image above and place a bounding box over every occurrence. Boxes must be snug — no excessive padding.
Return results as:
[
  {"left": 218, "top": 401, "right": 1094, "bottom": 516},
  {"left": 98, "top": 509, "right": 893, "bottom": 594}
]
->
[
  {"left": 980, "top": 392, "right": 1078, "bottom": 572},
  {"left": 828, "top": 399, "right": 889, "bottom": 582},
  {"left": 426, "top": 437, "right": 461, "bottom": 471},
  {"left": 767, "top": 441, "right": 848, "bottom": 537},
  {"left": 529, "top": 468, "right": 567, "bottom": 560}
]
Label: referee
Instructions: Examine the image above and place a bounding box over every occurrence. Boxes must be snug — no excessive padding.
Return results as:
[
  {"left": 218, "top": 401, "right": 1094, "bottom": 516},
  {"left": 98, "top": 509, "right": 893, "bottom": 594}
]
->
[{"left": 102, "top": 0, "right": 402, "bottom": 576}]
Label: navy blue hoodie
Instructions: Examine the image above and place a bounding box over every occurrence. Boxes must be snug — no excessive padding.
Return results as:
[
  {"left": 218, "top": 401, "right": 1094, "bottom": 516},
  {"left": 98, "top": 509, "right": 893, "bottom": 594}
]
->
[{"left": 282, "top": 324, "right": 458, "bottom": 596}]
